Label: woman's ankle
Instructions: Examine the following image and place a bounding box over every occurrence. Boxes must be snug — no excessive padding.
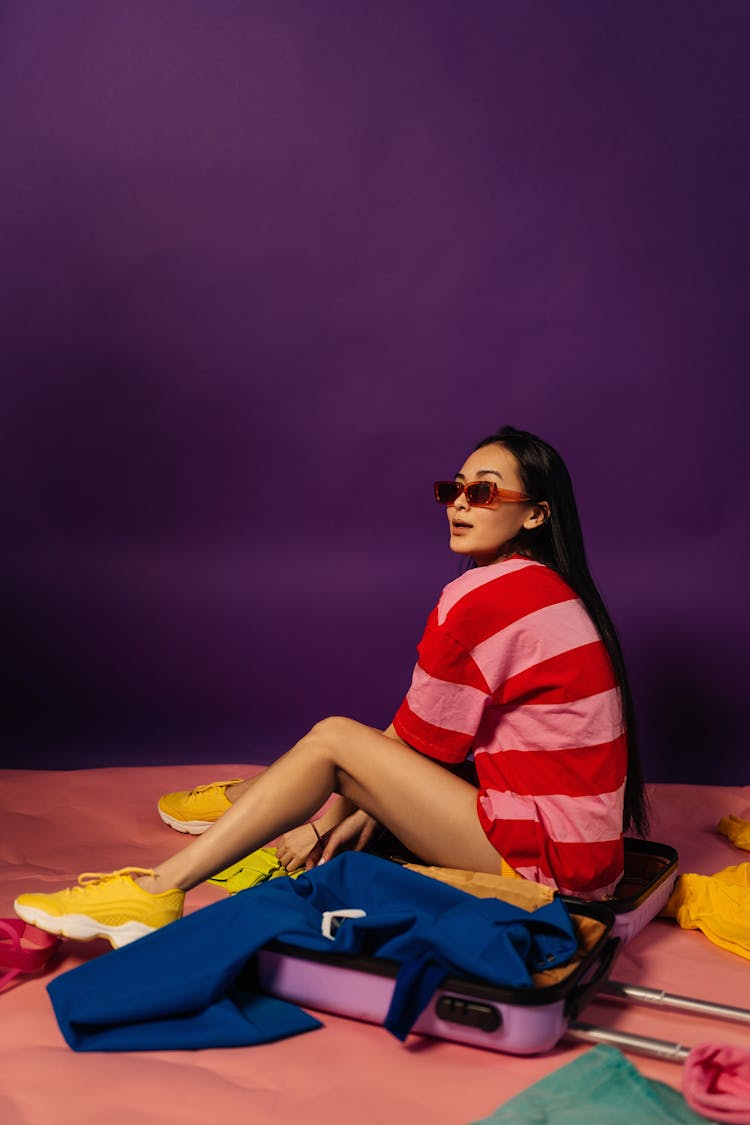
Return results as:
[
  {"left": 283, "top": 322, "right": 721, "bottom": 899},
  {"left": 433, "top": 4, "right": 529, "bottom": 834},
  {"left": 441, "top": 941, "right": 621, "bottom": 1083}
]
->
[
  {"left": 135, "top": 872, "right": 168, "bottom": 895},
  {"left": 225, "top": 779, "right": 248, "bottom": 803}
]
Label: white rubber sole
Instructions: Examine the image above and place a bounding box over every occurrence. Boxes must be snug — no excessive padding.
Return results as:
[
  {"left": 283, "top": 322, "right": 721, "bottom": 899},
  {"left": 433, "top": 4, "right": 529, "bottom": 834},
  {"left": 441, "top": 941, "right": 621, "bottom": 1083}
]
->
[
  {"left": 13, "top": 902, "right": 156, "bottom": 949},
  {"left": 157, "top": 807, "right": 212, "bottom": 834}
]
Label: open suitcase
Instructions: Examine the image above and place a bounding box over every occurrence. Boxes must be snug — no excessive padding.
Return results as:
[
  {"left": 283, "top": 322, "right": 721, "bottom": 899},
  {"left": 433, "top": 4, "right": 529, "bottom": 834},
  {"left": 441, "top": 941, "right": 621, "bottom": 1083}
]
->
[
  {"left": 566, "top": 836, "right": 678, "bottom": 944},
  {"left": 256, "top": 839, "right": 678, "bottom": 1056}
]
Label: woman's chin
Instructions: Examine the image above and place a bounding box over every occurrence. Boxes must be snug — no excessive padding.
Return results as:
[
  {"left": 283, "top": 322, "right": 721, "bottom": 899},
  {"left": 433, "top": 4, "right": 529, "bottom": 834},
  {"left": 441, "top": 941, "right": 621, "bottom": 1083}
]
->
[{"left": 449, "top": 540, "right": 484, "bottom": 566}]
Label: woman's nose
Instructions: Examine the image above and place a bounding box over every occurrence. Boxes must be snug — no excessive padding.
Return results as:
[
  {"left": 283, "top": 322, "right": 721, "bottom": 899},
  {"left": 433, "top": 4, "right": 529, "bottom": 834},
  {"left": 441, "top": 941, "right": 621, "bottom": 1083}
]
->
[{"left": 452, "top": 488, "right": 470, "bottom": 511}]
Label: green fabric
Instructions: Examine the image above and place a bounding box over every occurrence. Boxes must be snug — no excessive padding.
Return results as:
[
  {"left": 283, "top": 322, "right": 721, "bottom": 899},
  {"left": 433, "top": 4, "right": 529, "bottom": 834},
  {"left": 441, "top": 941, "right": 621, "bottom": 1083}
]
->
[
  {"left": 207, "top": 847, "right": 302, "bottom": 894},
  {"left": 470, "top": 1046, "right": 709, "bottom": 1124}
]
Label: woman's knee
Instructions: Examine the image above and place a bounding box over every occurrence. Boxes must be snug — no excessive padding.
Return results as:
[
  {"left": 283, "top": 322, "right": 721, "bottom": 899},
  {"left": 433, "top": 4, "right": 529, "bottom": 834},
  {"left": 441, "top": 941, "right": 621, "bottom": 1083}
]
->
[
  {"left": 308, "top": 716, "right": 360, "bottom": 746},
  {"left": 305, "top": 717, "right": 375, "bottom": 778}
]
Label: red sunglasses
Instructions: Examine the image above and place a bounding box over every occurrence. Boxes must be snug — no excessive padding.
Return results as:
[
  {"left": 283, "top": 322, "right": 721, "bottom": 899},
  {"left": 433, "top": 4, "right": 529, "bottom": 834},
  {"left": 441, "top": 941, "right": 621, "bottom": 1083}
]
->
[{"left": 433, "top": 480, "right": 531, "bottom": 507}]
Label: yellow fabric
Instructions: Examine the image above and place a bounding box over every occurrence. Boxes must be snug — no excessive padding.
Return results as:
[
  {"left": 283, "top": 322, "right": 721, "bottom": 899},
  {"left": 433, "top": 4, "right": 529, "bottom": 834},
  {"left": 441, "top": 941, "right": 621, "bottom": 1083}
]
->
[
  {"left": 717, "top": 814, "right": 750, "bottom": 851},
  {"left": 208, "top": 849, "right": 522, "bottom": 896},
  {"left": 500, "top": 856, "right": 522, "bottom": 879},
  {"left": 207, "top": 847, "right": 302, "bottom": 894},
  {"left": 661, "top": 863, "right": 750, "bottom": 960}
]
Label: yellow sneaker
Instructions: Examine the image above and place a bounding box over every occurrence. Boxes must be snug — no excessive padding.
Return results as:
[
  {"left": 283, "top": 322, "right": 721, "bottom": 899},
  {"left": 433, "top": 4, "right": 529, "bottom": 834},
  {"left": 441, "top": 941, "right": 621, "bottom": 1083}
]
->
[
  {"left": 13, "top": 869, "right": 185, "bottom": 949},
  {"left": 157, "top": 779, "right": 243, "bottom": 834}
]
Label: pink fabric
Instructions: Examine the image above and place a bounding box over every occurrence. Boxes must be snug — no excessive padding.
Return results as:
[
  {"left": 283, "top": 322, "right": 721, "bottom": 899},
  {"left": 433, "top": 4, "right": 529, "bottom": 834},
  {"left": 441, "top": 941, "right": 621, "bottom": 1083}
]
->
[
  {"left": 394, "top": 559, "right": 627, "bottom": 897},
  {"left": 478, "top": 784, "right": 624, "bottom": 844},
  {"left": 684, "top": 1043, "right": 750, "bottom": 1123},
  {"left": 487, "top": 687, "right": 624, "bottom": 752},
  {"left": 0, "top": 919, "right": 61, "bottom": 990},
  {"left": 2, "top": 769, "right": 749, "bottom": 1125},
  {"left": 435, "top": 555, "right": 535, "bottom": 623},
  {"left": 470, "top": 597, "right": 598, "bottom": 685},
  {"left": 407, "top": 663, "right": 487, "bottom": 734}
]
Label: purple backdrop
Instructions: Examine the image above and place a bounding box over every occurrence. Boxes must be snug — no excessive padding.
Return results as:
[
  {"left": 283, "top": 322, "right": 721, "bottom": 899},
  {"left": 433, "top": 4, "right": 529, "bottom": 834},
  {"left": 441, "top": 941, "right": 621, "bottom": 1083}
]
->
[{"left": 1, "top": 1, "right": 748, "bottom": 782}]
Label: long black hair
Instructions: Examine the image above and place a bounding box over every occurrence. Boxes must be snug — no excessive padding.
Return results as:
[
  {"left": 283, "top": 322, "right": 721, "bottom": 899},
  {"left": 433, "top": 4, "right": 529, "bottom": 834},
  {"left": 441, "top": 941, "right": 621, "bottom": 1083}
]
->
[{"left": 473, "top": 425, "right": 649, "bottom": 837}]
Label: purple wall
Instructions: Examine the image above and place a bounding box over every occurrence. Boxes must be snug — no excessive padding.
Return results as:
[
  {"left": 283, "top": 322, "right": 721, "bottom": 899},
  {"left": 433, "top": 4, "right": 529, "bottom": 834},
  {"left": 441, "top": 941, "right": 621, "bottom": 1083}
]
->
[{"left": 2, "top": 2, "right": 748, "bottom": 781}]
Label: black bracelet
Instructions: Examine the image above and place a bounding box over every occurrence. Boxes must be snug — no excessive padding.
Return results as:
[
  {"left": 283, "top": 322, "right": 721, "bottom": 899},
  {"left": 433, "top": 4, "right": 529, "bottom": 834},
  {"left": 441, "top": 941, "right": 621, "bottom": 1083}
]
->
[{"left": 309, "top": 820, "right": 322, "bottom": 843}]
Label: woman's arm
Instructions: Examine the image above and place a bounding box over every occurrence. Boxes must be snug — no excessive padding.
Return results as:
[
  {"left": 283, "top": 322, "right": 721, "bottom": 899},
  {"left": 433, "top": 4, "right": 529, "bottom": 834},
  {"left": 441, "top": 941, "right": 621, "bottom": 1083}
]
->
[{"left": 274, "top": 796, "right": 354, "bottom": 871}]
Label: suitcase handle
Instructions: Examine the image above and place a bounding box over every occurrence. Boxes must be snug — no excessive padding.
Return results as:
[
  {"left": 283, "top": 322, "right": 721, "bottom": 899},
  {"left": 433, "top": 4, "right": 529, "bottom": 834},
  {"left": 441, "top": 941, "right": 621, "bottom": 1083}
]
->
[{"left": 564, "top": 937, "right": 620, "bottom": 1019}]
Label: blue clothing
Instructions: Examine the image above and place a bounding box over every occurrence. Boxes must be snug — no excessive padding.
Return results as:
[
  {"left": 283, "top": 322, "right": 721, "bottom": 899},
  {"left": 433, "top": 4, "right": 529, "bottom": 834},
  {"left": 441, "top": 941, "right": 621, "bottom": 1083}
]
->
[{"left": 48, "top": 853, "right": 578, "bottom": 1052}]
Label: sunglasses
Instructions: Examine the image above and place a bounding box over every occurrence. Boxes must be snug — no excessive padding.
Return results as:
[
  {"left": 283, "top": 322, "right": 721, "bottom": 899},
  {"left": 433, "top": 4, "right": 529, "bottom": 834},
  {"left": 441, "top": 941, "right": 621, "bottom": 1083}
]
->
[{"left": 433, "top": 480, "right": 531, "bottom": 507}]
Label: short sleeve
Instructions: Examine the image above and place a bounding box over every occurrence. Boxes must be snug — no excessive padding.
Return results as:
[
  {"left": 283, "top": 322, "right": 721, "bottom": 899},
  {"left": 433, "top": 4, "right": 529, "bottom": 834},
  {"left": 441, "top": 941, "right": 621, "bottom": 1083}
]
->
[{"left": 393, "top": 610, "right": 491, "bottom": 764}]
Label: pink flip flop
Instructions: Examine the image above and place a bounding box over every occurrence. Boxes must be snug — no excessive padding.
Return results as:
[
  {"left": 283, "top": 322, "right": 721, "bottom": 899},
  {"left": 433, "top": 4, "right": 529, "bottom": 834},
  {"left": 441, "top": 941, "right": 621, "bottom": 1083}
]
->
[{"left": 0, "top": 918, "right": 61, "bottom": 990}]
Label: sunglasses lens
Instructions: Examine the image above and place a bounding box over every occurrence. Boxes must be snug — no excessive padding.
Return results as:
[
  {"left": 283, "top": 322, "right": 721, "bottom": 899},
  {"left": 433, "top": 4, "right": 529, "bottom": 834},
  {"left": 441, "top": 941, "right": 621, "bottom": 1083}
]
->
[
  {"left": 465, "top": 481, "right": 495, "bottom": 506},
  {"left": 434, "top": 481, "right": 461, "bottom": 504}
]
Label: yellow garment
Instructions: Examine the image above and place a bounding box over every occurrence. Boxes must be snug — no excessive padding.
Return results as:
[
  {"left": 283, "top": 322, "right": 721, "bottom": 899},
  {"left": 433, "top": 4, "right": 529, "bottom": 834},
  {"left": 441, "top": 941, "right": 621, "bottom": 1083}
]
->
[
  {"left": 208, "top": 848, "right": 521, "bottom": 897},
  {"left": 207, "top": 847, "right": 302, "bottom": 894},
  {"left": 500, "top": 856, "right": 523, "bottom": 880},
  {"left": 208, "top": 850, "right": 521, "bottom": 895},
  {"left": 717, "top": 814, "right": 750, "bottom": 851},
  {"left": 662, "top": 863, "right": 750, "bottom": 960}
]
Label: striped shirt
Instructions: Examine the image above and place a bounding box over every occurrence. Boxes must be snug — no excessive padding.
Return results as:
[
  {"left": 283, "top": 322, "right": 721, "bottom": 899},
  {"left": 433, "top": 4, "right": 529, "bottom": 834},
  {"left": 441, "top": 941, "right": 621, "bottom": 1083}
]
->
[{"left": 393, "top": 556, "right": 626, "bottom": 898}]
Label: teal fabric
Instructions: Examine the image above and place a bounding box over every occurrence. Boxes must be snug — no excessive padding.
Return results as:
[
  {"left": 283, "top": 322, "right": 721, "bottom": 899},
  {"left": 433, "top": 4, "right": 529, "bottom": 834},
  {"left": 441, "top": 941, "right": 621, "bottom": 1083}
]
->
[{"left": 470, "top": 1046, "right": 711, "bottom": 1124}]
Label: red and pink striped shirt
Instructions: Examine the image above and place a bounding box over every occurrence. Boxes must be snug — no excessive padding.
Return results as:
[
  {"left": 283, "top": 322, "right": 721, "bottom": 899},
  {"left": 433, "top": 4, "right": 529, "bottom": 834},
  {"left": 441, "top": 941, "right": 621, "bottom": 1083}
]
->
[{"left": 393, "top": 556, "right": 626, "bottom": 898}]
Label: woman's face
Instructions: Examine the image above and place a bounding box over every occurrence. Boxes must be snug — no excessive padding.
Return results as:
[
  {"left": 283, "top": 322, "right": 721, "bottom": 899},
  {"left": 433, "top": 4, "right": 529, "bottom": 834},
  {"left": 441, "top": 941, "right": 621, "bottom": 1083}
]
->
[{"left": 447, "top": 443, "right": 543, "bottom": 566}]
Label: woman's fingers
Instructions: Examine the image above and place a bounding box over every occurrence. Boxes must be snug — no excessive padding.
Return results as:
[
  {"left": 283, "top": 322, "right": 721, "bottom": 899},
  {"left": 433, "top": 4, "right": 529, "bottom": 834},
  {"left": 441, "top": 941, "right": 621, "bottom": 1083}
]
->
[
  {"left": 353, "top": 815, "right": 377, "bottom": 852},
  {"left": 319, "top": 811, "right": 368, "bottom": 864},
  {"left": 304, "top": 838, "right": 324, "bottom": 870},
  {"left": 276, "top": 823, "right": 320, "bottom": 871}
]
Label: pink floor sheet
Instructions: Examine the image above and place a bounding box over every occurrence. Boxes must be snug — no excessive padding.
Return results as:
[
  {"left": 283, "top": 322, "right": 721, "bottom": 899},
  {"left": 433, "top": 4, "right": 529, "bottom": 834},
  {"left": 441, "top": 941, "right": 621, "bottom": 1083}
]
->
[{"left": 1, "top": 767, "right": 749, "bottom": 1125}]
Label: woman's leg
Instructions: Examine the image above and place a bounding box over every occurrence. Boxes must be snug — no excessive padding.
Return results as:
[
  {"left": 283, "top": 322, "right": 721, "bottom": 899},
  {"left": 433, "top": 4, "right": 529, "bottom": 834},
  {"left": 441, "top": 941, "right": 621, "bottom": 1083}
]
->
[
  {"left": 224, "top": 776, "right": 257, "bottom": 801},
  {"left": 143, "top": 717, "right": 501, "bottom": 893}
]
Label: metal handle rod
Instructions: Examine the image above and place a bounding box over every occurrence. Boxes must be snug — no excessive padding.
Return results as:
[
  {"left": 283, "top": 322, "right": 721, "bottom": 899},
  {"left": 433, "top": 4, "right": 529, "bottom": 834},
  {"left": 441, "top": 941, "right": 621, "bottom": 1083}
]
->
[
  {"left": 599, "top": 980, "right": 750, "bottom": 1025},
  {"left": 566, "top": 1020, "right": 691, "bottom": 1063}
]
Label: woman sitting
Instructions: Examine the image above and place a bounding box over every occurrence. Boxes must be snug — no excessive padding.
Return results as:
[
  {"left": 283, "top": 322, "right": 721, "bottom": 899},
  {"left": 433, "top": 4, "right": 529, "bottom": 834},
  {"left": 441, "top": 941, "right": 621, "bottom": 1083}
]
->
[{"left": 15, "top": 426, "right": 648, "bottom": 948}]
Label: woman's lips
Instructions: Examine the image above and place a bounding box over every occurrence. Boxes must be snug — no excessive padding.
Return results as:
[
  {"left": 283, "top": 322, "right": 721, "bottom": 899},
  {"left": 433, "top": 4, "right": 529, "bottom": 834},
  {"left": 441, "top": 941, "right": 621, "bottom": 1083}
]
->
[{"left": 451, "top": 520, "right": 472, "bottom": 532}]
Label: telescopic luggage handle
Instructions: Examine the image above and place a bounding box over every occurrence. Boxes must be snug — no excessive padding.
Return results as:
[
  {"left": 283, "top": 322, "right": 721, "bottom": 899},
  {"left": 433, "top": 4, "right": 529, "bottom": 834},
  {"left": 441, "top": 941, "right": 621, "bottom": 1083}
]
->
[
  {"left": 599, "top": 980, "right": 750, "bottom": 1026},
  {"left": 563, "top": 936, "right": 621, "bottom": 1021},
  {"left": 566, "top": 979, "right": 750, "bottom": 1062},
  {"left": 565, "top": 1020, "right": 691, "bottom": 1062}
]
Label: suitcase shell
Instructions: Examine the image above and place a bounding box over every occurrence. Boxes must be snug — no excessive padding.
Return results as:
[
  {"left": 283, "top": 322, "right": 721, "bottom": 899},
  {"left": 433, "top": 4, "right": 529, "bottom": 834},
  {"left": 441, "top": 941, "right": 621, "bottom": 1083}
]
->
[
  {"left": 257, "top": 900, "right": 618, "bottom": 1056},
  {"left": 256, "top": 840, "right": 677, "bottom": 1055},
  {"left": 368, "top": 833, "right": 678, "bottom": 947},
  {"left": 565, "top": 838, "right": 678, "bottom": 945}
]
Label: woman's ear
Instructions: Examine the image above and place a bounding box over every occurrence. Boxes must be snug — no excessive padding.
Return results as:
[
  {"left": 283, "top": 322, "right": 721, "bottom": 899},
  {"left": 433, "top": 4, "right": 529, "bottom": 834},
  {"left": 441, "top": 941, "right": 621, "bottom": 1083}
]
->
[{"left": 523, "top": 501, "right": 550, "bottom": 531}]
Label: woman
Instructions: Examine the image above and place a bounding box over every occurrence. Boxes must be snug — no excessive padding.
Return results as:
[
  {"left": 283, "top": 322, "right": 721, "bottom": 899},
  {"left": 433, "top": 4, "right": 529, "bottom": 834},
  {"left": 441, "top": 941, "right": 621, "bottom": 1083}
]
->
[{"left": 15, "top": 426, "right": 648, "bottom": 949}]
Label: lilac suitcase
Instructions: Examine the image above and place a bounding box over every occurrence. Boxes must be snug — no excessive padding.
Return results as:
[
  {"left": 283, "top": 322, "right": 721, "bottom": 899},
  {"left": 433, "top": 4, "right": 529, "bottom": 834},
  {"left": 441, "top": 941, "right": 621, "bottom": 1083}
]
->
[
  {"left": 256, "top": 898, "right": 618, "bottom": 1056},
  {"left": 566, "top": 837, "right": 678, "bottom": 945},
  {"left": 256, "top": 839, "right": 678, "bottom": 1056}
]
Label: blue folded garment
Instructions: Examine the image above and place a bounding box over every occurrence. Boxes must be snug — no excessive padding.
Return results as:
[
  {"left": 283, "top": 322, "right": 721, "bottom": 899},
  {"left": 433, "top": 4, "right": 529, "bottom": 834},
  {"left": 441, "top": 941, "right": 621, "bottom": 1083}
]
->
[{"left": 48, "top": 852, "right": 578, "bottom": 1051}]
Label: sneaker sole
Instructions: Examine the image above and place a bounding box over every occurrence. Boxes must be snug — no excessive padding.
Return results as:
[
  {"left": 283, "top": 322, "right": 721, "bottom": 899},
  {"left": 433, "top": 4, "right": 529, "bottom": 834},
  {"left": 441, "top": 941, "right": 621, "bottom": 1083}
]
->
[
  {"left": 13, "top": 901, "right": 156, "bottom": 949},
  {"left": 157, "top": 807, "right": 213, "bottom": 834}
]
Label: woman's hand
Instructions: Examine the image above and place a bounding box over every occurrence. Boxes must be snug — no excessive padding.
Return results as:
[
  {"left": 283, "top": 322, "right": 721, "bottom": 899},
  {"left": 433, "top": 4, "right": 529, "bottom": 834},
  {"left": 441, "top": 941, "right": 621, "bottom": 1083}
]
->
[
  {"left": 308, "top": 809, "right": 378, "bottom": 869},
  {"left": 275, "top": 823, "right": 322, "bottom": 873}
]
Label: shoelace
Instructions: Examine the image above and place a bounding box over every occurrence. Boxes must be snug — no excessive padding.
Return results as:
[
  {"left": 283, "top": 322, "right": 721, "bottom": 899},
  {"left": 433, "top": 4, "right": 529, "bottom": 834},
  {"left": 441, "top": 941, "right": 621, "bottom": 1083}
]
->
[
  {"left": 74, "top": 868, "right": 155, "bottom": 890},
  {"left": 182, "top": 781, "right": 239, "bottom": 804}
]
